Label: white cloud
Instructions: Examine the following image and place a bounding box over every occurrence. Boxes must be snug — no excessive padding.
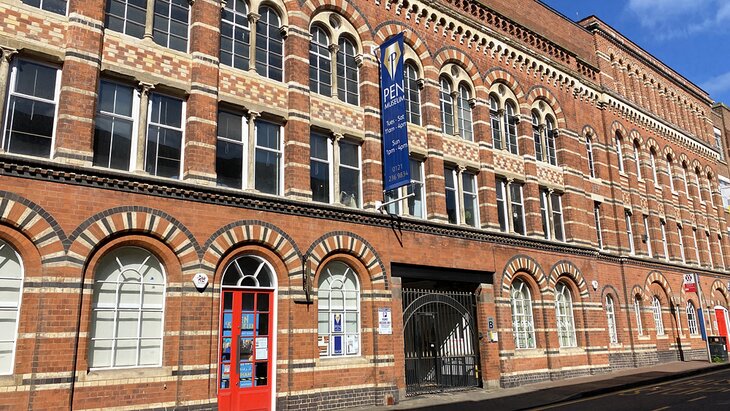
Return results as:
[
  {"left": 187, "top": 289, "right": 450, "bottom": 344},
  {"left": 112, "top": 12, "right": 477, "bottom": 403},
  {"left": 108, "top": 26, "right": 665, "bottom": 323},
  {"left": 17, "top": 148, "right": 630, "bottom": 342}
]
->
[
  {"left": 626, "top": 0, "right": 730, "bottom": 39},
  {"left": 701, "top": 71, "right": 730, "bottom": 97}
]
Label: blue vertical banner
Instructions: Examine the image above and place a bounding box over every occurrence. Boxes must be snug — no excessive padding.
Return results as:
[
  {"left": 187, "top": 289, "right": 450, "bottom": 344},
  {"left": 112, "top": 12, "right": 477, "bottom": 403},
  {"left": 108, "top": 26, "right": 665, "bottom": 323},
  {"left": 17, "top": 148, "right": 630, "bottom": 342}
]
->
[{"left": 380, "top": 32, "right": 410, "bottom": 192}]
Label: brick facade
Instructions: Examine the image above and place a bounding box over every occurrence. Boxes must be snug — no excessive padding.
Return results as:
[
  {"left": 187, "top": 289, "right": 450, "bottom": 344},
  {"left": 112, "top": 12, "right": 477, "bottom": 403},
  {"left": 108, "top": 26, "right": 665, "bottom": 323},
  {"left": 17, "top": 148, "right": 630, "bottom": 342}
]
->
[{"left": 0, "top": 0, "right": 728, "bottom": 410}]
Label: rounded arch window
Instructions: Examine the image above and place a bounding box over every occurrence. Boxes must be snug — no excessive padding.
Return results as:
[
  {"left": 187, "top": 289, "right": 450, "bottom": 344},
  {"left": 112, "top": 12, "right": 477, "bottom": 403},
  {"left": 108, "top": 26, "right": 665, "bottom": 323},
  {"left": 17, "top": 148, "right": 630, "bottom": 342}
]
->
[
  {"left": 309, "top": 25, "right": 332, "bottom": 96},
  {"left": 222, "top": 255, "right": 275, "bottom": 288},
  {"left": 457, "top": 83, "right": 473, "bottom": 141},
  {"left": 0, "top": 240, "right": 23, "bottom": 375},
  {"left": 605, "top": 295, "right": 618, "bottom": 344},
  {"left": 652, "top": 295, "right": 665, "bottom": 335},
  {"left": 337, "top": 36, "right": 359, "bottom": 105},
  {"left": 256, "top": 6, "right": 283, "bottom": 81},
  {"left": 89, "top": 247, "right": 165, "bottom": 369},
  {"left": 686, "top": 301, "right": 699, "bottom": 335},
  {"left": 317, "top": 260, "right": 360, "bottom": 357},
  {"left": 555, "top": 281, "right": 577, "bottom": 347},
  {"left": 510, "top": 278, "right": 535, "bottom": 349},
  {"left": 404, "top": 61, "right": 421, "bottom": 125},
  {"left": 439, "top": 77, "right": 455, "bottom": 135}
]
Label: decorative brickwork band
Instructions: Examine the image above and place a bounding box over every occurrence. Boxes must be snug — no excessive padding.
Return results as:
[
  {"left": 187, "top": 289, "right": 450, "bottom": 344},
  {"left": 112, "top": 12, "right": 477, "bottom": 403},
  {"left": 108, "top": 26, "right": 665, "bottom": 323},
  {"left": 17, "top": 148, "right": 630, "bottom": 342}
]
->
[
  {"left": 643, "top": 270, "right": 676, "bottom": 305},
  {"left": 500, "top": 254, "right": 547, "bottom": 296},
  {"left": 548, "top": 260, "right": 589, "bottom": 298},
  {"left": 305, "top": 231, "right": 388, "bottom": 289}
]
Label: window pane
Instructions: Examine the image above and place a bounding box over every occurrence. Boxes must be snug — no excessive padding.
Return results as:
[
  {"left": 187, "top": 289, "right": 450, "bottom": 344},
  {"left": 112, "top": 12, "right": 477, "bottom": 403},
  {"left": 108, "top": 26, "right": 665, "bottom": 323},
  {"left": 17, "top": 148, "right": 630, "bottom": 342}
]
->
[
  {"left": 91, "top": 310, "right": 115, "bottom": 339},
  {"left": 89, "top": 339, "right": 113, "bottom": 368},
  {"left": 138, "top": 339, "right": 161, "bottom": 365},
  {"left": 5, "top": 97, "right": 54, "bottom": 157}
]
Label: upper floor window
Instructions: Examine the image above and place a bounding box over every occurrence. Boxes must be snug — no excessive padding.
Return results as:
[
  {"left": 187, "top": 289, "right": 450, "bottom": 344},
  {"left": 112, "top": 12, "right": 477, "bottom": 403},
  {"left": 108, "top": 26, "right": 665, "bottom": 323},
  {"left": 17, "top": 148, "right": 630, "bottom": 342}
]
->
[
  {"left": 318, "top": 261, "right": 360, "bottom": 357},
  {"left": 682, "top": 163, "right": 690, "bottom": 197},
  {"left": 444, "top": 167, "right": 479, "bottom": 226},
  {"left": 634, "top": 296, "right": 644, "bottom": 336},
  {"left": 707, "top": 231, "right": 714, "bottom": 267},
  {"left": 650, "top": 149, "right": 659, "bottom": 186},
  {"left": 496, "top": 178, "right": 525, "bottom": 235},
  {"left": 693, "top": 228, "right": 701, "bottom": 265},
  {"left": 625, "top": 210, "right": 635, "bottom": 255},
  {"left": 540, "top": 188, "right": 564, "bottom": 241},
  {"left": 457, "top": 84, "right": 473, "bottom": 141},
  {"left": 310, "top": 131, "right": 332, "bottom": 203},
  {"left": 0, "top": 240, "right": 23, "bottom": 375},
  {"left": 145, "top": 93, "right": 184, "bottom": 179},
  {"left": 462, "top": 171, "right": 478, "bottom": 227},
  {"left": 633, "top": 140, "right": 642, "bottom": 180},
  {"left": 686, "top": 301, "right": 699, "bottom": 335},
  {"left": 586, "top": 135, "right": 595, "bottom": 178},
  {"left": 511, "top": 279, "right": 535, "bottom": 349},
  {"left": 594, "top": 203, "right": 603, "bottom": 249},
  {"left": 256, "top": 6, "right": 283, "bottom": 81},
  {"left": 444, "top": 166, "right": 458, "bottom": 224},
  {"left": 2, "top": 60, "right": 60, "bottom": 158},
  {"left": 309, "top": 26, "right": 331, "bottom": 96},
  {"left": 105, "top": 0, "right": 146, "bottom": 38},
  {"left": 89, "top": 247, "right": 165, "bottom": 369},
  {"left": 93, "top": 80, "right": 137, "bottom": 171},
  {"left": 22, "top": 0, "right": 66, "bottom": 15},
  {"left": 385, "top": 159, "right": 425, "bottom": 218},
  {"left": 615, "top": 133, "right": 625, "bottom": 173},
  {"left": 606, "top": 295, "right": 618, "bottom": 344},
  {"left": 555, "top": 282, "right": 577, "bottom": 348},
  {"left": 220, "top": 0, "right": 251, "bottom": 70},
  {"left": 694, "top": 170, "right": 703, "bottom": 203},
  {"left": 666, "top": 155, "right": 675, "bottom": 192},
  {"left": 715, "top": 127, "right": 724, "bottom": 161},
  {"left": 532, "top": 110, "right": 557, "bottom": 165},
  {"left": 338, "top": 139, "right": 361, "bottom": 208},
  {"left": 152, "top": 0, "right": 189, "bottom": 52},
  {"left": 651, "top": 296, "right": 664, "bottom": 336},
  {"left": 643, "top": 215, "right": 652, "bottom": 257},
  {"left": 660, "top": 220, "right": 669, "bottom": 261},
  {"left": 677, "top": 225, "right": 686, "bottom": 263},
  {"left": 310, "top": 132, "right": 361, "bottom": 207},
  {"left": 404, "top": 62, "right": 421, "bottom": 125},
  {"left": 440, "top": 78, "right": 454, "bottom": 136},
  {"left": 254, "top": 119, "right": 283, "bottom": 195},
  {"left": 490, "top": 96, "right": 502, "bottom": 150},
  {"left": 216, "top": 110, "right": 247, "bottom": 189},
  {"left": 336, "top": 37, "right": 358, "bottom": 105}
]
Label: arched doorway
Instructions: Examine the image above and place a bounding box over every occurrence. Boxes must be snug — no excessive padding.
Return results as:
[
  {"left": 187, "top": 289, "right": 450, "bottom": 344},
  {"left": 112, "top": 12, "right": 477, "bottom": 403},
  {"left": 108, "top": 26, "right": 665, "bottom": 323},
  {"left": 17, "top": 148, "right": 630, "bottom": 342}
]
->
[{"left": 217, "top": 255, "right": 277, "bottom": 411}]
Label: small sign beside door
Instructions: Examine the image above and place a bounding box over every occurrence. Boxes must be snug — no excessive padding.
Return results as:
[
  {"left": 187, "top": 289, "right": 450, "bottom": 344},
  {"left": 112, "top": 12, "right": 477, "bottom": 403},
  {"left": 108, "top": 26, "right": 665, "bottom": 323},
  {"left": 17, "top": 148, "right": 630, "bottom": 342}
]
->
[{"left": 378, "top": 308, "right": 392, "bottom": 334}]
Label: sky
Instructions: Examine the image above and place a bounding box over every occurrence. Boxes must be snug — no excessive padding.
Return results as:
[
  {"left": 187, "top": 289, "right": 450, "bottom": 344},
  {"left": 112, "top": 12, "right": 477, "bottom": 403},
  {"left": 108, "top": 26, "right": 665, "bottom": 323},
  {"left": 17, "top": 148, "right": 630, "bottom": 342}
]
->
[{"left": 539, "top": 0, "right": 730, "bottom": 105}]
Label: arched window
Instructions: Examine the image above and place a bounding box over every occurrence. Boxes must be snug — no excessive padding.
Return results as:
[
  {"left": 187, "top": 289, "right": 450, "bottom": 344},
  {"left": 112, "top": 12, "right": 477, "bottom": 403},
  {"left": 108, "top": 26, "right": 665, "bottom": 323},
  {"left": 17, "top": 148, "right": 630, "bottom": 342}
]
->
[
  {"left": 666, "top": 155, "right": 675, "bottom": 192},
  {"left": 555, "top": 282, "right": 577, "bottom": 347},
  {"left": 634, "top": 295, "right": 644, "bottom": 336},
  {"left": 686, "top": 301, "right": 699, "bottom": 335},
  {"left": 606, "top": 295, "right": 618, "bottom": 344},
  {"left": 682, "top": 163, "right": 690, "bottom": 196},
  {"left": 336, "top": 37, "right": 359, "bottom": 105},
  {"left": 222, "top": 255, "right": 275, "bottom": 287},
  {"left": 490, "top": 96, "right": 502, "bottom": 150},
  {"left": 440, "top": 78, "right": 454, "bottom": 135},
  {"left": 309, "top": 26, "right": 332, "bottom": 96},
  {"left": 0, "top": 240, "right": 22, "bottom": 375},
  {"left": 511, "top": 279, "right": 535, "bottom": 349},
  {"left": 650, "top": 149, "right": 659, "bottom": 185},
  {"left": 633, "top": 140, "right": 642, "bottom": 180},
  {"left": 317, "top": 261, "right": 360, "bottom": 357},
  {"left": 457, "top": 84, "right": 473, "bottom": 141},
  {"left": 220, "top": 0, "right": 250, "bottom": 70},
  {"left": 404, "top": 62, "right": 421, "bottom": 125},
  {"left": 504, "top": 102, "right": 518, "bottom": 154},
  {"left": 586, "top": 135, "right": 595, "bottom": 178},
  {"left": 652, "top": 295, "right": 664, "bottom": 336},
  {"left": 255, "top": 6, "right": 283, "bottom": 81},
  {"left": 694, "top": 169, "right": 703, "bottom": 203},
  {"left": 545, "top": 117, "right": 557, "bottom": 165},
  {"left": 89, "top": 247, "right": 165, "bottom": 369},
  {"left": 532, "top": 112, "right": 542, "bottom": 161},
  {"left": 616, "top": 132, "right": 625, "bottom": 173}
]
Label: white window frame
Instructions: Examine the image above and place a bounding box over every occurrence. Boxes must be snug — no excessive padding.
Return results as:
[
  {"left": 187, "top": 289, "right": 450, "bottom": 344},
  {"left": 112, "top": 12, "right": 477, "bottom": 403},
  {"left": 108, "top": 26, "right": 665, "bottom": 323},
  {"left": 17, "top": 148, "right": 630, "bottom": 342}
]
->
[
  {"left": 695, "top": 171, "right": 704, "bottom": 204},
  {"left": 498, "top": 178, "right": 526, "bottom": 235},
  {"left": 715, "top": 127, "right": 724, "bottom": 160},
  {"left": 693, "top": 228, "right": 701, "bottom": 265},
  {"left": 94, "top": 79, "right": 140, "bottom": 171},
  {"left": 643, "top": 215, "right": 652, "bottom": 257},
  {"left": 404, "top": 62, "right": 421, "bottom": 125},
  {"left": 0, "top": 241, "right": 23, "bottom": 375},
  {"left": 152, "top": 0, "right": 190, "bottom": 53},
  {"left": 540, "top": 189, "right": 565, "bottom": 242},
  {"left": 457, "top": 84, "right": 473, "bottom": 141},
  {"left": 625, "top": 210, "right": 635, "bottom": 255},
  {"left": 616, "top": 134, "right": 625, "bottom": 173},
  {"left": 683, "top": 165, "right": 690, "bottom": 198},
  {"left": 719, "top": 235, "right": 726, "bottom": 270},
  {"left": 634, "top": 296, "right": 644, "bottom": 336},
  {"left": 105, "top": 0, "right": 147, "bottom": 38},
  {"left": 511, "top": 279, "right": 536, "bottom": 349},
  {"left": 255, "top": 6, "right": 284, "bottom": 82},
  {"left": 687, "top": 301, "right": 699, "bottom": 335},
  {"left": 215, "top": 110, "right": 249, "bottom": 189},
  {"left": 633, "top": 141, "right": 642, "bottom": 180},
  {"left": 707, "top": 232, "right": 714, "bottom": 268},
  {"left": 555, "top": 282, "right": 577, "bottom": 348},
  {"left": 145, "top": 93, "right": 185, "bottom": 179},
  {"left": 385, "top": 158, "right": 426, "bottom": 218},
  {"left": 89, "top": 247, "right": 166, "bottom": 370},
  {"left": 309, "top": 131, "right": 333, "bottom": 203},
  {"left": 221, "top": 0, "right": 251, "bottom": 71},
  {"left": 317, "top": 261, "right": 361, "bottom": 357},
  {"left": 22, "top": 0, "right": 67, "bottom": 15},
  {"left": 650, "top": 150, "right": 659, "bottom": 187},
  {"left": 586, "top": 136, "right": 595, "bottom": 178},
  {"left": 337, "top": 139, "right": 362, "bottom": 208},
  {"left": 504, "top": 102, "right": 519, "bottom": 155},
  {"left": 445, "top": 166, "right": 460, "bottom": 225},
  {"left": 440, "top": 78, "right": 454, "bottom": 136},
  {"left": 660, "top": 220, "right": 669, "bottom": 261},
  {"left": 254, "top": 120, "right": 284, "bottom": 196},
  {"left": 666, "top": 156, "right": 675, "bottom": 192},
  {"left": 594, "top": 203, "right": 603, "bottom": 249},
  {"left": 2, "top": 59, "right": 62, "bottom": 158},
  {"left": 652, "top": 296, "right": 665, "bottom": 336},
  {"left": 336, "top": 36, "right": 359, "bottom": 105},
  {"left": 606, "top": 295, "right": 618, "bottom": 344},
  {"left": 462, "top": 171, "right": 479, "bottom": 228},
  {"left": 678, "top": 226, "right": 686, "bottom": 263}
]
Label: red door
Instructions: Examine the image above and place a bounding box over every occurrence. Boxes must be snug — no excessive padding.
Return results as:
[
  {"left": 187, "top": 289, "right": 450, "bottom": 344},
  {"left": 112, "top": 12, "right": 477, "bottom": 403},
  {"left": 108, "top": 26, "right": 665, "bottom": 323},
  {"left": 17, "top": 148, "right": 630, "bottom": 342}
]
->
[
  {"left": 715, "top": 306, "right": 730, "bottom": 350},
  {"left": 218, "top": 290, "right": 274, "bottom": 411}
]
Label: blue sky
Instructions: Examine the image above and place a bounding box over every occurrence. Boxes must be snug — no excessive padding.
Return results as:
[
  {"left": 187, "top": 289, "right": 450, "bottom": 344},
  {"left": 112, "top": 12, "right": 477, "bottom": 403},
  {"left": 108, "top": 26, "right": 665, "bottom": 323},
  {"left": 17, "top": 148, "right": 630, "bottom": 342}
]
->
[{"left": 540, "top": 0, "right": 730, "bottom": 105}]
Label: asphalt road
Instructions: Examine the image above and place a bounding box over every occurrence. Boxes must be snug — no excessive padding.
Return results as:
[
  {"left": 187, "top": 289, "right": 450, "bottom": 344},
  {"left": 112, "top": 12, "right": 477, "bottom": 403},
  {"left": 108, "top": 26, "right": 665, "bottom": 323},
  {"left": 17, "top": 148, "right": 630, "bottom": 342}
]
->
[{"left": 535, "top": 368, "right": 730, "bottom": 411}]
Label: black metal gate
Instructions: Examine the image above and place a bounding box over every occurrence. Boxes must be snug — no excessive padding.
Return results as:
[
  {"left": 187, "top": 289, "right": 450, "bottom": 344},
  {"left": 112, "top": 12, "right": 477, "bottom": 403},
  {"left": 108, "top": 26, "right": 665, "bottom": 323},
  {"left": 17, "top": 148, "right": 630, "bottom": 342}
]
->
[{"left": 402, "top": 288, "right": 481, "bottom": 396}]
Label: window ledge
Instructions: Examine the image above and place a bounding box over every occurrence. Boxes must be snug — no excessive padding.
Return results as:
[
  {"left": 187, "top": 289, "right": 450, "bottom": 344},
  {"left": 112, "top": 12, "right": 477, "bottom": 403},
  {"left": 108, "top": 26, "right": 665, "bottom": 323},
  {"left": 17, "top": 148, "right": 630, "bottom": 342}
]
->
[
  {"left": 656, "top": 335, "right": 669, "bottom": 340},
  {"left": 81, "top": 366, "right": 172, "bottom": 382},
  {"left": 637, "top": 335, "right": 650, "bottom": 341},
  {"left": 0, "top": 374, "right": 21, "bottom": 387},
  {"left": 316, "top": 356, "right": 368, "bottom": 366},
  {"left": 512, "top": 348, "right": 542, "bottom": 358},
  {"left": 558, "top": 346, "right": 585, "bottom": 355},
  {"left": 609, "top": 343, "right": 623, "bottom": 349}
]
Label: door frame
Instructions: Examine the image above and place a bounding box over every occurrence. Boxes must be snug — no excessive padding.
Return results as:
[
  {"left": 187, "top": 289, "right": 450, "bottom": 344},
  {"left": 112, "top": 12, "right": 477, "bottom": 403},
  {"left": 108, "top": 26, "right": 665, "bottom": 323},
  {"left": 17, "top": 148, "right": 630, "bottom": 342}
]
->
[{"left": 216, "top": 257, "right": 278, "bottom": 411}]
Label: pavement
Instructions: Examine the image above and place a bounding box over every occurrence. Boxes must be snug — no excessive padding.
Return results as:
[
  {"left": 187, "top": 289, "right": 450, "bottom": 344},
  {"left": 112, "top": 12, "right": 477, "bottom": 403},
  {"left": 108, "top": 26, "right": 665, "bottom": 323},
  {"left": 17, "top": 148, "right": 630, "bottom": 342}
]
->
[{"left": 347, "top": 360, "right": 730, "bottom": 410}]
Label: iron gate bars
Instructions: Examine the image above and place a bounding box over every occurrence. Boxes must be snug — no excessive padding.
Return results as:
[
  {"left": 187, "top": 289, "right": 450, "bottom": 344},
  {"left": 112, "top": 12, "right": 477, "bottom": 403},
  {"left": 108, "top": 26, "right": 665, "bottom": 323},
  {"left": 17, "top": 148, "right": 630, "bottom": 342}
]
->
[{"left": 402, "top": 288, "right": 481, "bottom": 396}]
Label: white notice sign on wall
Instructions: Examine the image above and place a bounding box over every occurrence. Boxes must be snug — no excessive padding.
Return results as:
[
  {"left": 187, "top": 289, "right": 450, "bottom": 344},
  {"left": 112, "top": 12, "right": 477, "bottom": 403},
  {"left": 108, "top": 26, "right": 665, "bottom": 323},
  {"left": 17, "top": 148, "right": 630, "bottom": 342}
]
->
[{"left": 378, "top": 308, "right": 392, "bottom": 335}]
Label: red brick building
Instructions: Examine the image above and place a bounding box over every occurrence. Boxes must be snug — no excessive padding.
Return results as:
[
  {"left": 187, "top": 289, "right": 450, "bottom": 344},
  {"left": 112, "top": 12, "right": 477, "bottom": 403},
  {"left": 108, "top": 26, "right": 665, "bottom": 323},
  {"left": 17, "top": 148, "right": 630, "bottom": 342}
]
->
[{"left": 0, "top": 0, "right": 728, "bottom": 410}]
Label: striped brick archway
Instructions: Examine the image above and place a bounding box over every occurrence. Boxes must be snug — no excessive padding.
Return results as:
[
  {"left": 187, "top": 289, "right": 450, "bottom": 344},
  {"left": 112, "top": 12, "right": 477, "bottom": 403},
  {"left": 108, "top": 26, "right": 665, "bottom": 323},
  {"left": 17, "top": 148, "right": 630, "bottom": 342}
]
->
[
  {"left": 548, "top": 260, "right": 589, "bottom": 298},
  {"left": 305, "top": 232, "right": 387, "bottom": 289},
  {"left": 500, "top": 255, "right": 547, "bottom": 297}
]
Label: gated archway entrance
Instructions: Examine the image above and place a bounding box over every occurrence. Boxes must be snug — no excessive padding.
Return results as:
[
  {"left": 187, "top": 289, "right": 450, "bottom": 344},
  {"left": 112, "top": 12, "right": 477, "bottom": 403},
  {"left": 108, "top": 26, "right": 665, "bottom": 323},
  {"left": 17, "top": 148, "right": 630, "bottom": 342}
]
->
[{"left": 402, "top": 288, "right": 481, "bottom": 396}]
